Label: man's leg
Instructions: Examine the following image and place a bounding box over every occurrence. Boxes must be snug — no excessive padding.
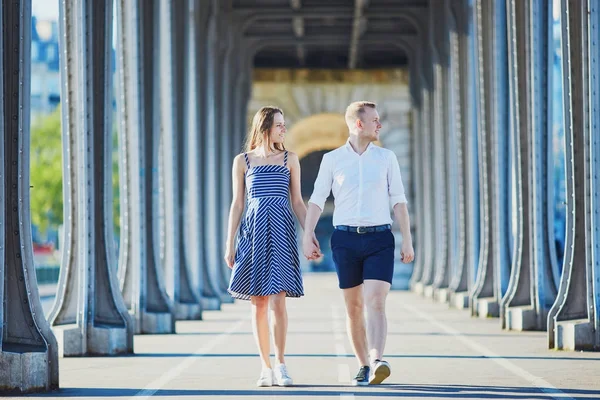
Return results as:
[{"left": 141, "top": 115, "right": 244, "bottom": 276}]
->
[
  {"left": 363, "top": 279, "right": 391, "bottom": 362},
  {"left": 342, "top": 284, "right": 370, "bottom": 367},
  {"left": 362, "top": 230, "right": 395, "bottom": 384}
]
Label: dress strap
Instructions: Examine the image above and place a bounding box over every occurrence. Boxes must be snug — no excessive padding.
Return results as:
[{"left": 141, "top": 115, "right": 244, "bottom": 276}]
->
[
  {"left": 283, "top": 150, "right": 288, "bottom": 167},
  {"left": 243, "top": 153, "right": 250, "bottom": 168}
]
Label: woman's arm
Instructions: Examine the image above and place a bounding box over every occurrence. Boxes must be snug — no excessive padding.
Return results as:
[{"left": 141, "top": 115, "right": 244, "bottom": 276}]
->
[
  {"left": 288, "top": 152, "right": 308, "bottom": 231},
  {"left": 224, "top": 155, "right": 246, "bottom": 267}
]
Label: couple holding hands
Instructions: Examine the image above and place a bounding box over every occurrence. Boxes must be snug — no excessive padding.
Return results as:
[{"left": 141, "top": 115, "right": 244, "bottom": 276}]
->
[{"left": 224, "top": 101, "right": 414, "bottom": 387}]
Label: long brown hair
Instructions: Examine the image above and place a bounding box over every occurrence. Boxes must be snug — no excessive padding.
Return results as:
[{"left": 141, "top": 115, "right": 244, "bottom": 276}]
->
[{"left": 244, "top": 106, "right": 286, "bottom": 152}]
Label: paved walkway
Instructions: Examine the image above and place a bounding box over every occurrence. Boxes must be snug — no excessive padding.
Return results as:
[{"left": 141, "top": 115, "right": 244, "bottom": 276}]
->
[{"left": 19, "top": 273, "right": 600, "bottom": 399}]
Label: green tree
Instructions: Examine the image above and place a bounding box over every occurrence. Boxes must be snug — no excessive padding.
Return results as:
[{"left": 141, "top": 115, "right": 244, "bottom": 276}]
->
[
  {"left": 30, "top": 108, "right": 63, "bottom": 234},
  {"left": 29, "top": 107, "right": 121, "bottom": 236}
]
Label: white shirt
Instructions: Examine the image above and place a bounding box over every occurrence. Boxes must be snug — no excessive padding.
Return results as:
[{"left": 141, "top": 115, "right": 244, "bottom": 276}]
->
[{"left": 308, "top": 140, "right": 408, "bottom": 227}]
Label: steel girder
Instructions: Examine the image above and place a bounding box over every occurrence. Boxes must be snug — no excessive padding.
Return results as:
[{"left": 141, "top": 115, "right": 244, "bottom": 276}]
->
[
  {"left": 447, "top": 0, "right": 473, "bottom": 309},
  {"left": 411, "top": 16, "right": 435, "bottom": 295},
  {"left": 470, "top": 0, "right": 512, "bottom": 318},
  {"left": 500, "top": 0, "right": 557, "bottom": 331},
  {"left": 186, "top": 0, "right": 222, "bottom": 311},
  {"left": 547, "top": 0, "right": 600, "bottom": 350},
  {"left": 159, "top": 0, "right": 203, "bottom": 320},
  {"left": 49, "top": 0, "right": 134, "bottom": 355},
  {"left": 0, "top": 0, "right": 59, "bottom": 392},
  {"left": 114, "top": 0, "right": 175, "bottom": 334},
  {"left": 425, "top": 2, "right": 449, "bottom": 301},
  {"left": 433, "top": 0, "right": 461, "bottom": 304},
  {"left": 204, "top": 1, "right": 234, "bottom": 304}
]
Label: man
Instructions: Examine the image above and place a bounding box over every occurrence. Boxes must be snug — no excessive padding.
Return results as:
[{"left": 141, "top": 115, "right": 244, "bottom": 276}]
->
[{"left": 302, "top": 101, "right": 414, "bottom": 386}]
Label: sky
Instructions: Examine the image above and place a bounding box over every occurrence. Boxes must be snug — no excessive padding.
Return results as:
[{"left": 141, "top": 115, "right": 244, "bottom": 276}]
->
[{"left": 32, "top": 0, "right": 59, "bottom": 20}]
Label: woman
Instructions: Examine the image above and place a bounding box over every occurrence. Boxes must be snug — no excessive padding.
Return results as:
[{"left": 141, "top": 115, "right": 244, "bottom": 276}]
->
[{"left": 224, "top": 106, "right": 320, "bottom": 387}]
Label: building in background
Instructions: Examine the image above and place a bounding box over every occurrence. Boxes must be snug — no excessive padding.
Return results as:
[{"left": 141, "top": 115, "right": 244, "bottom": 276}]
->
[{"left": 31, "top": 16, "right": 60, "bottom": 119}]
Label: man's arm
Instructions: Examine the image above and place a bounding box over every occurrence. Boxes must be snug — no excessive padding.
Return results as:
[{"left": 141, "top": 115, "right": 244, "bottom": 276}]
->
[
  {"left": 388, "top": 152, "right": 414, "bottom": 263},
  {"left": 302, "top": 154, "right": 333, "bottom": 259},
  {"left": 393, "top": 203, "right": 414, "bottom": 263}
]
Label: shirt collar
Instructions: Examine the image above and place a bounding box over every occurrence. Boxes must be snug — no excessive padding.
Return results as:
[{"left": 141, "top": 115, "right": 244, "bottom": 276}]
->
[{"left": 345, "top": 138, "right": 374, "bottom": 155}]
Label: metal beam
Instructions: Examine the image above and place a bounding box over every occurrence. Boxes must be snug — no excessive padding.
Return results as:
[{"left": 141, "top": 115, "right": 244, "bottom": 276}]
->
[
  {"left": 0, "top": 0, "right": 59, "bottom": 393},
  {"left": 50, "top": 0, "right": 134, "bottom": 355},
  {"left": 290, "top": 0, "right": 305, "bottom": 66},
  {"left": 187, "top": 0, "right": 221, "bottom": 310},
  {"left": 547, "top": 0, "right": 599, "bottom": 351},
  {"left": 240, "top": 7, "right": 426, "bottom": 34},
  {"left": 247, "top": 34, "right": 416, "bottom": 55},
  {"left": 447, "top": 0, "right": 471, "bottom": 309},
  {"left": 348, "top": 0, "right": 369, "bottom": 69},
  {"left": 115, "top": 0, "right": 175, "bottom": 334},
  {"left": 501, "top": 0, "right": 556, "bottom": 331},
  {"left": 159, "top": 0, "right": 203, "bottom": 320}
]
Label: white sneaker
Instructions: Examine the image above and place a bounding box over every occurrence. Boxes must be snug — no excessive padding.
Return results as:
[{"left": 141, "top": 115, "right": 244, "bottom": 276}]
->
[
  {"left": 256, "top": 368, "right": 273, "bottom": 387},
  {"left": 369, "top": 360, "right": 391, "bottom": 385},
  {"left": 273, "top": 363, "right": 293, "bottom": 386}
]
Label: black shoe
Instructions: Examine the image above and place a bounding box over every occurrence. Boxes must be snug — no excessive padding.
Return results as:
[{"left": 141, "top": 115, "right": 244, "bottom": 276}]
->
[{"left": 351, "top": 366, "right": 370, "bottom": 386}]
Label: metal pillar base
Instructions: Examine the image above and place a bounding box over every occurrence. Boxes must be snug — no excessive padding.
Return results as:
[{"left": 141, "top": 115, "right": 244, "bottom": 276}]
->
[
  {"left": 137, "top": 312, "right": 174, "bottom": 335},
  {"left": 423, "top": 285, "right": 435, "bottom": 299},
  {"left": 450, "top": 292, "right": 470, "bottom": 309},
  {"left": 505, "top": 306, "right": 546, "bottom": 331},
  {"left": 475, "top": 297, "right": 499, "bottom": 318},
  {"left": 555, "top": 321, "right": 597, "bottom": 351},
  {"left": 0, "top": 350, "right": 52, "bottom": 394},
  {"left": 53, "top": 324, "right": 129, "bottom": 357},
  {"left": 220, "top": 294, "right": 235, "bottom": 304},
  {"left": 412, "top": 282, "right": 425, "bottom": 295},
  {"left": 201, "top": 297, "right": 222, "bottom": 311},
  {"left": 174, "top": 303, "right": 203, "bottom": 321},
  {"left": 434, "top": 288, "right": 450, "bottom": 304}
]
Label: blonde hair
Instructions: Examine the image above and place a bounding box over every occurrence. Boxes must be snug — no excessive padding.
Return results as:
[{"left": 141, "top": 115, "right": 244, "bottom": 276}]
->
[
  {"left": 344, "top": 101, "right": 377, "bottom": 127},
  {"left": 244, "top": 106, "right": 286, "bottom": 152}
]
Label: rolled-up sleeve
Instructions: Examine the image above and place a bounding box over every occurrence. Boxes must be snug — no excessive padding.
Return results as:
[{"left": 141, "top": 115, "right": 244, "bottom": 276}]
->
[
  {"left": 388, "top": 152, "right": 407, "bottom": 207},
  {"left": 308, "top": 153, "right": 333, "bottom": 211}
]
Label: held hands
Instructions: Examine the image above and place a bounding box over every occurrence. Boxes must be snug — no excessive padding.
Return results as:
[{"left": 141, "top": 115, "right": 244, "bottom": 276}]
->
[
  {"left": 302, "top": 232, "right": 323, "bottom": 260},
  {"left": 400, "top": 241, "right": 415, "bottom": 264},
  {"left": 224, "top": 245, "right": 235, "bottom": 269}
]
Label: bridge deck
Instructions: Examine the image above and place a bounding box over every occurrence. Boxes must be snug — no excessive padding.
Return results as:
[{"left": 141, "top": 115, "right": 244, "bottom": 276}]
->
[{"left": 21, "top": 273, "right": 600, "bottom": 400}]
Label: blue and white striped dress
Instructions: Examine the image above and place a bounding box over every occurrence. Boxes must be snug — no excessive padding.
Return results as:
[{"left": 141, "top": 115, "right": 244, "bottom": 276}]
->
[{"left": 228, "top": 151, "right": 304, "bottom": 301}]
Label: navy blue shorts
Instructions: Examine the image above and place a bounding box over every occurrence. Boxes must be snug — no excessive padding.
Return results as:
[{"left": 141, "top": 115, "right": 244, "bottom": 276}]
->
[{"left": 330, "top": 229, "right": 395, "bottom": 289}]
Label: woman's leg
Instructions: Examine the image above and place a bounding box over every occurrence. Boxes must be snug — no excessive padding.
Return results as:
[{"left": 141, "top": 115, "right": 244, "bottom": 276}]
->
[
  {"left": 269, "top": 291, "right": 288, "bottom": 365},
  {"left": 251, "top": 296, "right": 271, "bottom": 369}
]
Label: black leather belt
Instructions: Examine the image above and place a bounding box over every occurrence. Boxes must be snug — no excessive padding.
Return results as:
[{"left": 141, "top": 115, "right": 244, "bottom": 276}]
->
[{"left": 335, "top": 224, "right": 391, "bottom": 234}]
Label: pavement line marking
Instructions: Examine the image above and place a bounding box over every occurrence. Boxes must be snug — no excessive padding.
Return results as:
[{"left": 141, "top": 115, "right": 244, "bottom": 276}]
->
[
  {"left": 131, "top": 317, "right": 247, "bottom": 399},
  {"left": 404, "top": 304, "right": 575, "bottom": 400},
  {"left": 332, "top": 305, "right": 355, "bottom": 399}
]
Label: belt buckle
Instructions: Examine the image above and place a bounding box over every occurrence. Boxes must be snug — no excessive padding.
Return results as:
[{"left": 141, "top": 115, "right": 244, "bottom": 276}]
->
[{"left": 356, "top": 226, "right": 366, "bottom": 234}]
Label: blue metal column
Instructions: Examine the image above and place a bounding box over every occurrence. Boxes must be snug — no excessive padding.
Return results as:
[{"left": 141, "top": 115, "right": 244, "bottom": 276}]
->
[
  {"left": 115, "top": 0, "right": 175, "bottom": 333},
  {"left": 409, "top": 44, "right": 425, "bottom": 289},
  {"left": 423, "top": 3, "right": 449, "bottom": 300},
  {"left": 159, "top": 0, "right": 203, "bottom": 320},
  {"left": 590, "top": 0, "right": 600, "bottom": 351},
  {"left": 0, "top": 0, "right": 59, "bottom": 392},
  {"left": 548, "top": 0, "right": 600, "bottom": 350},
  {"left": 471, "top": 0, "right": 511, "bottom": 318},
  {"left": 431, "top": 2, "right": 454, "bottom": 302},
  {"left": 204, "top": 1, "right": 230, "bottom": 303},
  {"left": 447, "top": 0, "right": 472, "bottom": 310},
  {"left": 219, "top": 21, "right": 237, "bottom": 295},
  {"left": 187, "top": 0, "right": 221, "bottom": 311},
  {"left": 412, "top": 26, "right": 435, "bottom": 295},
  {"left": 501, "top": 0, "right": 557, "bottom": 331},
  {"left": 49, "top": 0, "right": 134, "bottom": 355}
]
